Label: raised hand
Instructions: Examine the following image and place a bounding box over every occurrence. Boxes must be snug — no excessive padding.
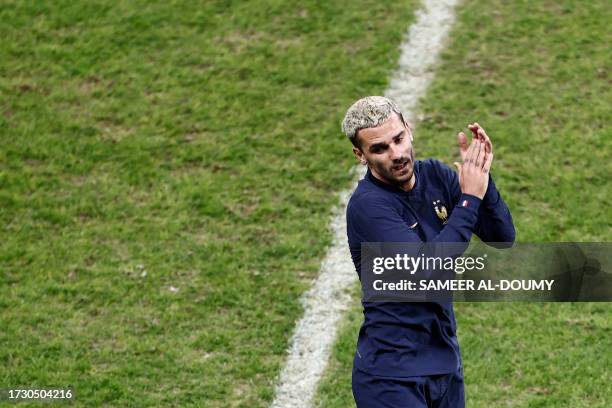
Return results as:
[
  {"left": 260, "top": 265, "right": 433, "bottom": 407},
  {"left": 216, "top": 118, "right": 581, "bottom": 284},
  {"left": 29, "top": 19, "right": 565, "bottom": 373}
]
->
[
  {"left": 468, "top": 122, "right": 493, "bottom": 155},
  {"left": 458, "top": 122, "right": 493, "bottom": 162},
  {"left": 453, "top": 123, "right": 493, "bottom": 199}
]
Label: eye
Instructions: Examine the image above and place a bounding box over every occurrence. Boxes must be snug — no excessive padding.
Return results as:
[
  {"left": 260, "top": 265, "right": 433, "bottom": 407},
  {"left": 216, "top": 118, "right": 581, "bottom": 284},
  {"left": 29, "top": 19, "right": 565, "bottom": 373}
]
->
[{"left": 370, "top": 144, "right": 386, "bottom": 154}]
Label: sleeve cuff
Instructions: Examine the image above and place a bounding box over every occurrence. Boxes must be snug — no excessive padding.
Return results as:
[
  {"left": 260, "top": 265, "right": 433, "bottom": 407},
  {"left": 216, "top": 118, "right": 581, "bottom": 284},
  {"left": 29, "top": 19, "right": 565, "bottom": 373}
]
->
[
  {"left": 458, "top": 193, "right": 482, "bottom": 211},
  {"left": 483, "top": 175, "right": 501, "bottom": 206},
  {"left": 447, "top": 193, "right": 482, "bottom": 235}
]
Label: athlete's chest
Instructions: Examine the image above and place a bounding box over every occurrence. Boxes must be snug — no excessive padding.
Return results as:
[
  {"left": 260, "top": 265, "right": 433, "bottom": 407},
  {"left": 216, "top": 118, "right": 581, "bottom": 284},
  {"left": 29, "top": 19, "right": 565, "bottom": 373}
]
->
[{"left": 392, "top": 185, "right": 455, "bottom": 241}]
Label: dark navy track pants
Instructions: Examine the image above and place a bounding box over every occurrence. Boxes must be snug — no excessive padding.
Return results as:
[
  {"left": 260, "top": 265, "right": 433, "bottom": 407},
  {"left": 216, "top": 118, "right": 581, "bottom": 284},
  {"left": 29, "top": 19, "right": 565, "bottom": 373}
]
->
[{"left": 352, "top": 366, "right": 465, "bottom": 408}]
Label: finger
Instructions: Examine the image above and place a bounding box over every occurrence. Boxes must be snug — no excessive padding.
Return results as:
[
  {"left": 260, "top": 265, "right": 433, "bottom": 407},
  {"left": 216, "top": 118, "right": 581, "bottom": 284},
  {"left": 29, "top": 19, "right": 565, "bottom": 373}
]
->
[
  {"left": 470, "top": 122, "right": 484, "bottom": 143},
  {"left": 474, "top": 138, "right": 484, "bottom": 168},
  {"left": 464, "top": 139, "right": 477, "bottom": 165},
  {"left": 473, "top": 122, "right": 489, "bottom": 144},
  {"left": 468, "top": 123, "right": 481, "bottom": 141},
  {"left": 477, "top": 129, "right": 488, "bottom": 163},
  {"left": 477, "top": 127, "right": 493, "bottom": 154},
  {"left": 453, "top": 161, "right": 462, "bottom": 180},
  {"left": 457, "top": 131, "right": 469, "bottom": 151},
  {"left": 467, "top": 139, "right": 480, "bottom": 166},
  {"left": 457, "top": 132, "right": 469, "bottom": 159},
  {"left": 482, "top": 152, "right": 494, "bottom": 173},
  {"left": 471, "top": 123, "right": 491, "bottom": 158}
]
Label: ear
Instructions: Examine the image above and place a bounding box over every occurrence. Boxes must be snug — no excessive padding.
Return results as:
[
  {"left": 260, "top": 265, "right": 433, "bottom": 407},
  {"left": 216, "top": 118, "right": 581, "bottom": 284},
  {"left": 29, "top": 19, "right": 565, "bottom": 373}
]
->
[
  {"left": 353, "top": 146, "right": 367, "bottom": 165},
  {"left": 405, "top": 122, "right": 414, "bottom": 142}
]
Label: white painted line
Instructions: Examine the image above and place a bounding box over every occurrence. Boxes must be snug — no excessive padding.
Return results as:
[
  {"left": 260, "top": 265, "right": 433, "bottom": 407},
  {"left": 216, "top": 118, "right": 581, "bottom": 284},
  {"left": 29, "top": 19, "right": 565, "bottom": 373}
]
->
[
  {"left": 386, "top": 0, "right": 461, "bottom": 123},
  {"left": 270, "top": 1, "right": 461, "bottom": 407}
]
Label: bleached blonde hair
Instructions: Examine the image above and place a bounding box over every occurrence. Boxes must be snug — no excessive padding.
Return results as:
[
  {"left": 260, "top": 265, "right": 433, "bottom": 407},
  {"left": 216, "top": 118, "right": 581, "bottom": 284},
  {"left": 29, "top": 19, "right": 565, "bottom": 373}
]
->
[{"left": 341, "top": 96, "right": 407, "bottom": 147}]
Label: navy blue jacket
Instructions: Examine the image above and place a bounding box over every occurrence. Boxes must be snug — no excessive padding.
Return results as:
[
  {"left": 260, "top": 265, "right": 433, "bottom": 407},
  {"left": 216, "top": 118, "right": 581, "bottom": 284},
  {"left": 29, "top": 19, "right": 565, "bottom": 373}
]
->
[{"left": 347, "top": 158, "right": 515, "bottom": 377}]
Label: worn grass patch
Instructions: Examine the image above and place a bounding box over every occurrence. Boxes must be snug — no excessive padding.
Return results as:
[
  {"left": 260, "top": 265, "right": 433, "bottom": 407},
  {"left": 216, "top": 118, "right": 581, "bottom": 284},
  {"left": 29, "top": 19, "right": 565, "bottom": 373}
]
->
[{"left": 316, "top": 0, "right": 611, "bottom": 406}]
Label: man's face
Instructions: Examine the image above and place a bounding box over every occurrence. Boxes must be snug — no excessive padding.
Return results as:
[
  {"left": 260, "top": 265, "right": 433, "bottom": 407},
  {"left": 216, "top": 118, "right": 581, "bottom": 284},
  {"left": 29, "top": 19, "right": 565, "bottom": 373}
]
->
[{"left": 353, "top": 113, "right": 415, "bottom": 190}]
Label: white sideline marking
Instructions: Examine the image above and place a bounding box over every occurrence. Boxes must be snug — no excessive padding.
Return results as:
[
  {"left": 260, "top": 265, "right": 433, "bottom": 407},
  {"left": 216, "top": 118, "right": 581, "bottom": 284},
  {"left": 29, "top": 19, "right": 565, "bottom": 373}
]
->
[{"left": 271, "top": 1, "right": 461, "bottom": 407}]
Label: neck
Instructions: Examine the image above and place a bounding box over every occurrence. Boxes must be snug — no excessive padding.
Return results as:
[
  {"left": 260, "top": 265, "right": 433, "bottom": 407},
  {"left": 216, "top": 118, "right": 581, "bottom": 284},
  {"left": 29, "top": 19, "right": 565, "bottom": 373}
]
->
[
  {"left": 399, "top": 171, "right": 416, "bottom": 191},
  {"left": 400, "top": 173, "right": 416, "bottom": 192}
]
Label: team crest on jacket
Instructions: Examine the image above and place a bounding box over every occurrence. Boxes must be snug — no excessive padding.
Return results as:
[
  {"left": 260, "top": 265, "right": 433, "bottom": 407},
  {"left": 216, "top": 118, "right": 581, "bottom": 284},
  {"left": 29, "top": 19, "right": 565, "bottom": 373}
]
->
[{"left": 433, "top": 200, "right": 448, "bottom": 225}]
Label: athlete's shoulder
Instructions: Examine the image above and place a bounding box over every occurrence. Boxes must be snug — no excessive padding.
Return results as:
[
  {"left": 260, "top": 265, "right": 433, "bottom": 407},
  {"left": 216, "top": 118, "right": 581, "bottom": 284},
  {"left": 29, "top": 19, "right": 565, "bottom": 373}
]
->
[
  {"left": 420, "top": 158, "right": 454, "bottom": 172},
  {"left": 419, "top": 158, "right": 457, "bottom": 183},
  {"left": 348, "top": 183, "right": 392, "bottom": 211},
  {"left": 347, "top": 176, "right": 398, "bottom": 218}
]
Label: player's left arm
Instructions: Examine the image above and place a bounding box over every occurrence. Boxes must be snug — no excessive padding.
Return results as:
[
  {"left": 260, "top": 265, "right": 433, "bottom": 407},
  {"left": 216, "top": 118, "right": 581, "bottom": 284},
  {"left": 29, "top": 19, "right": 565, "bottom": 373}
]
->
[{"left": 456, "top": 123, "right": 515, "bottom": 246}]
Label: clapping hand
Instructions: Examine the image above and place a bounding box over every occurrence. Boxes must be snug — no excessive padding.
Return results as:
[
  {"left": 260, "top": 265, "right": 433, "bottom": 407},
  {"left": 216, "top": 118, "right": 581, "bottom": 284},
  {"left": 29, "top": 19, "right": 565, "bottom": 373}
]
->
[{"left": 453, "top": 123, "right": 494, "bottom": 199}]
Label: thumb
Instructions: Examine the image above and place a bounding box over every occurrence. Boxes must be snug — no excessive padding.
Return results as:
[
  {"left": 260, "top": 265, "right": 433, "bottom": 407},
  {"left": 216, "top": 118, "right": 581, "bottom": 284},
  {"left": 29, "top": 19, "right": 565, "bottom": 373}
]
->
[{"left": 453, "top": 162, "right": 462, "bottom": 182}]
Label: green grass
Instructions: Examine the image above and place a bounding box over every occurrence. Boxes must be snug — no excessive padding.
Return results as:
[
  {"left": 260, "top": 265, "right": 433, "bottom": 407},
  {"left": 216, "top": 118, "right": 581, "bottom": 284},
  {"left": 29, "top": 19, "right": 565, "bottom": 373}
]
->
[
  {"left": 0, "top": 0, "right": 419, "bottom": 406},
  {"left": 316, "top": 0, "right": 611, "bottom": 406}
]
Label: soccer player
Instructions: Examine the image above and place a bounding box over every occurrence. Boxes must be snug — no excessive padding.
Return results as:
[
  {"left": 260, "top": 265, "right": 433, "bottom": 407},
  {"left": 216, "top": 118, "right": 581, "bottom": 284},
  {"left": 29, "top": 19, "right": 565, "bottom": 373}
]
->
[{"left": 342, "top": 96, "right": 515, "bottom": 407}]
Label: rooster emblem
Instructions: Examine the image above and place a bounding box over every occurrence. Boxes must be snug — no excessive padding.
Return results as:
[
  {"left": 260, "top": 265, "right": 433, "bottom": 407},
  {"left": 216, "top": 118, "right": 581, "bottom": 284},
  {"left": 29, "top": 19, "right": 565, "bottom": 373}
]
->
[{"left": 433, "top": 200, "right": 448, "bottom": 225}]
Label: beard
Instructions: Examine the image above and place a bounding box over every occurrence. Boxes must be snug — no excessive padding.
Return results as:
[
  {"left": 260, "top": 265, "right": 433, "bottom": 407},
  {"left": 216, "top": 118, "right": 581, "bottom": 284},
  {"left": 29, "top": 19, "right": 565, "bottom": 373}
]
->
[
  {"left": 387, "top": 149, "right": 414, "bottom": 184},
  {"left": 366, "top": 148, "right": 416, "bottom": 190}
]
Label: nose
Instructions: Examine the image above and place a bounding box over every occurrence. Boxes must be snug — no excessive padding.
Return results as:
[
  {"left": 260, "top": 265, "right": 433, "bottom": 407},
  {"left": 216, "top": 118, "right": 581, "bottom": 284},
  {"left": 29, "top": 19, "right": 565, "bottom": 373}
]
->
[{"left": 389, "top": 143, "right": 403, "bottom": 161}]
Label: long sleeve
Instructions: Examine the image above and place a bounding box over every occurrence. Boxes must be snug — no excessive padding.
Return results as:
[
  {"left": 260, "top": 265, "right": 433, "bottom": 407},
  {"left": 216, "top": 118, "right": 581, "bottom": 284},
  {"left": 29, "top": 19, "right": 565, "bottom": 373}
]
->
[
  {"left": 436, "top": 160, "right": 515, "bottom": 247},
  {"left": 437, "top": 162, "right": 515, "bottom": 248},
  {"left": 474, "top": 176, "right": 516, "bottom": 245}
]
